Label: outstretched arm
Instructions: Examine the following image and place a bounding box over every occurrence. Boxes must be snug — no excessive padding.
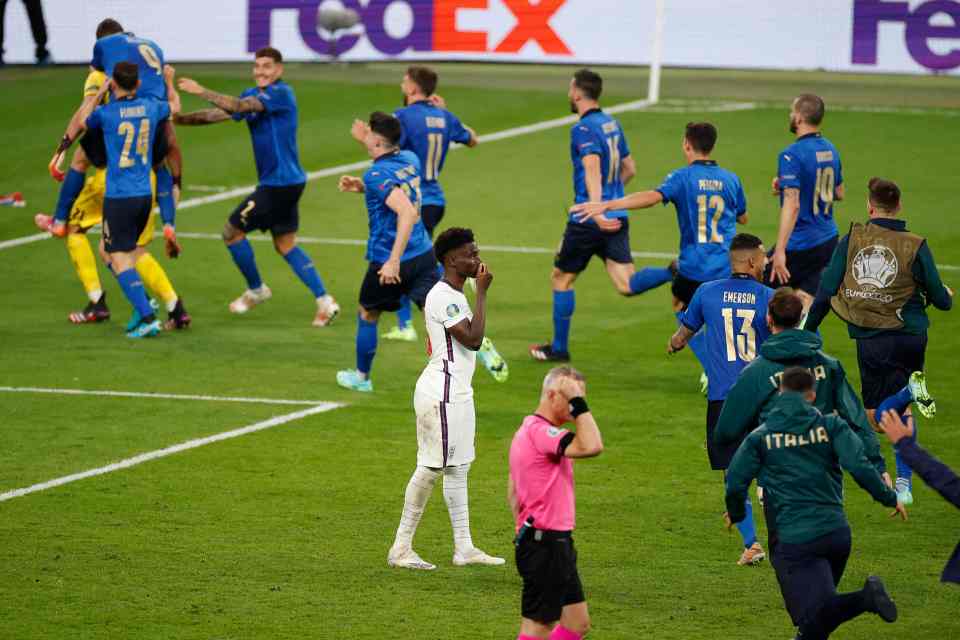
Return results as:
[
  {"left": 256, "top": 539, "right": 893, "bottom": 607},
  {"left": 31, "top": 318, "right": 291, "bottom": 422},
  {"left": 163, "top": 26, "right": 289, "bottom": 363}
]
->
[
  {"left": 178, "top": 78, "right": 264, "bottom": 114},
  {"left": 174, "top": 108, "right": 232, "bottom": 126}
]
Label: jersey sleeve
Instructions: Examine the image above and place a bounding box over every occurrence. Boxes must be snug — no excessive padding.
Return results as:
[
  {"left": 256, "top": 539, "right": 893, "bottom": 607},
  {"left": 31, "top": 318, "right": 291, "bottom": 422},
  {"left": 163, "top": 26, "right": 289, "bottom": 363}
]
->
[
  {"left": 91, "top": 40, "right": 105, "bottom": 71},
  {"left": 530, "top": 423, "right": 573, "bottom": 458},
  {"left": 85, "top": 107, "right": 103, "bottom": 131},
  {"left": 571, "top": 124, "right": 601, "bottom": 159},
  {"left": 231, "top": 88, "right": 260, "bottom": 122},
  {"left": 656, "top": 170, "right": 682, "bottom": 206},
  {"left": 777, "top": 151, "right": 801, "bottom": 190},
  {"left": 260, "top": 84, "right": 294, "bottom": 114},
  {"left": 430, "top": 289, "right": 470, "bottom": 329},
  {"left": 447, "top": 112, "right": 472, "bottom": 145},
  {"left": 680, "top": 286, "right": 706, "bottom": 333}
]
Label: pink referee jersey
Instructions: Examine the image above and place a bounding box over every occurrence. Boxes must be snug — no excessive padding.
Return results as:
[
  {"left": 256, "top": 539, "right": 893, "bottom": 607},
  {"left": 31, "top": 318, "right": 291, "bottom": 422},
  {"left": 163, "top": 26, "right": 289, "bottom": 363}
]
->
[{"left": 509, "top": 414, "right": 576, "bottom": 532}]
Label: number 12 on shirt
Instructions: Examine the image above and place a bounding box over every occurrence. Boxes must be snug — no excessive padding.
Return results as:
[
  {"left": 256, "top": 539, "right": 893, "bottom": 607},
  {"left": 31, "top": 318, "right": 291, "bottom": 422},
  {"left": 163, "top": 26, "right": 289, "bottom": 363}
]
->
[
  {"left": 697, "top": 195, "right": 725, "bottom": 243},
  {"left": 721, "top": 307, "right": 756, "bottom": 362}
]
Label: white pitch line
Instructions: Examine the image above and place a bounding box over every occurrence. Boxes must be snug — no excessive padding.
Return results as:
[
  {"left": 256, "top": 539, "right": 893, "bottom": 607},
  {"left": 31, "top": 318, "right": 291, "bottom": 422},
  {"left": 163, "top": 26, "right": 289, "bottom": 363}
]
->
[
  {"left": 0, "top": 402, "right": 344, "bottom": 503},
  {"left": 0, "top": 385, "right": 333, "bottom": 406},
  {"left": 0, "top": 232, "right": 49, "bottom": 251}
]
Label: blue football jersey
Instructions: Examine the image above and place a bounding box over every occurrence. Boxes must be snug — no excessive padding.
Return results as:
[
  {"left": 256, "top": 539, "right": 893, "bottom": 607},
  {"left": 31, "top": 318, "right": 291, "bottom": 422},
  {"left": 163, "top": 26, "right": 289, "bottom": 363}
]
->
[
  {"left": 569, "top": 109, "right": 631, "bottom": 223},
  {"left": 657, "top": 160, "right": 747, "bottom": 283},
  {"left": 231, "top": 81, "right": 306, "bottom": 187},
  {"left": 681, "top": 275, "right": 775, "bottom": 401},
  {"left": 394, "top": 100, "right": 472, "bottom": 207},
  {"left": 778, "top": 133, "right": 843, "bottom": 251},
  {"left": 91, "top": 33, "right": 167, "bottom": 102},
  {"left": 85, "top": 96, "right": 170, "bottom": 199},
  {"left": 362, "top": 150, "right": 433, "bottom": 264}
]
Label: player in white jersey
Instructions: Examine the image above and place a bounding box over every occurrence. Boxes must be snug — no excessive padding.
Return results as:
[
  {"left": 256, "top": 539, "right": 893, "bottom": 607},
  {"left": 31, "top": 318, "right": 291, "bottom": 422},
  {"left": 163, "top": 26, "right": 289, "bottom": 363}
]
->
[{"left": 388, "top": 227, "right": 505, "bottom": 570}]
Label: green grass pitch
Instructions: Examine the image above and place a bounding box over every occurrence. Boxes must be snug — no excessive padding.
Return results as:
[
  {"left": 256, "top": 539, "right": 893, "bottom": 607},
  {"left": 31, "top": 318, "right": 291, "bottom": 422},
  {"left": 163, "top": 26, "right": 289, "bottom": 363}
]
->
[{"left": 0, "top": 63, "right": 958, "bottom": 639}]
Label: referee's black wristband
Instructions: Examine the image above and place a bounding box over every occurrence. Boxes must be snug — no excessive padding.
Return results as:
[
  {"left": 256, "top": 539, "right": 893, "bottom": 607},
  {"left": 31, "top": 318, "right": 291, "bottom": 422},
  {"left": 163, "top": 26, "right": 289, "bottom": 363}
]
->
[{"left": 569, "top": 396, "right": 590, "bottom": 418}]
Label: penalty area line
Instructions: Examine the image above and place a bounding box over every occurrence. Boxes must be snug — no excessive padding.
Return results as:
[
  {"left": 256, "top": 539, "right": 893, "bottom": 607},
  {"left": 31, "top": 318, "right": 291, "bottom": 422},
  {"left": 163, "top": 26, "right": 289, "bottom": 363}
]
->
[
  {"left": 0, "top": 385, "right": 335, "bottom": 406},
  {"left": 0, "top": 401, "right": 345, "bottom": 503}
]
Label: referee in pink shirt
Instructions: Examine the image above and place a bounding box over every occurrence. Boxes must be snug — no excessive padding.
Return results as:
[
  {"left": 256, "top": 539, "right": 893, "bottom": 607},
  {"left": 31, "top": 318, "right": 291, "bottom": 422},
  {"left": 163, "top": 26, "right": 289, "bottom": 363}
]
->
[{"left": 508, "top": 366, "right": 604, "bottom": 640}]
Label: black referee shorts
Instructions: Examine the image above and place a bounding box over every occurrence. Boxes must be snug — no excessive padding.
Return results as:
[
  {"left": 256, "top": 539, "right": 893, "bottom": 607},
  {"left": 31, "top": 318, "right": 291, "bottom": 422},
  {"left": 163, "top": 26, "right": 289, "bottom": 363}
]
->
[
  {"left": 706, "top": 400, "right": 740, "bottom": 471},
  {"left": 554, "top": 219, "right": 632, "bottom": 274},
  {"left": 855, "top": 333, "right": 927, "bottom": 409},
  {"left": 359, "top": 249, "right": 440, "bottom": 312},
  {"left": 516, "top": 531, "right": 585, "bottom": 624},
  {"left": 763, "top": 236, "right": 839, "bottom": 296}
]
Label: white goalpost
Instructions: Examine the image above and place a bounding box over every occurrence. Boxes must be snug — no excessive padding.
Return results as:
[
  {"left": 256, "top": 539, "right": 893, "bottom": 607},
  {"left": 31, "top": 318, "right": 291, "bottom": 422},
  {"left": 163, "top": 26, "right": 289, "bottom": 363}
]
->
[{"left": 647, "top": 0, "right": 666, "bottom": 104}]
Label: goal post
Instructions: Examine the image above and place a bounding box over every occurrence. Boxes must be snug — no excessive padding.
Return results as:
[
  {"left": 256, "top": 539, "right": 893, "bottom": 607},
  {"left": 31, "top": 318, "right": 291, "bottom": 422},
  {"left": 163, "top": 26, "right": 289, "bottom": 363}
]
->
[{"left": 647, "top": 0, "right": 666, "bottom": 104}]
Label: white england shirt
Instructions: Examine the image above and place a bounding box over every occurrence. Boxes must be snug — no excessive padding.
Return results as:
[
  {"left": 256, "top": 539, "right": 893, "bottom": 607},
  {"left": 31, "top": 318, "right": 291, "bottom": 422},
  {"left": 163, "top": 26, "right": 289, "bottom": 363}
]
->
[{"left": 415, "top": 280, "right": 477, "bottom": 403}]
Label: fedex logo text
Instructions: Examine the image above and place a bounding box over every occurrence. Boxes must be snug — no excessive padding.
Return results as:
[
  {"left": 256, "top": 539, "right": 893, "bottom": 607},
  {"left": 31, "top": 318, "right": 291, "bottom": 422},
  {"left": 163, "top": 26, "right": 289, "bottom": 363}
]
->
[
  {"left": 247, "top": 0, "right": 572, "bottom": 57},
  {"left": 852, "top": 0, "right": 960, "bottom": 70}
]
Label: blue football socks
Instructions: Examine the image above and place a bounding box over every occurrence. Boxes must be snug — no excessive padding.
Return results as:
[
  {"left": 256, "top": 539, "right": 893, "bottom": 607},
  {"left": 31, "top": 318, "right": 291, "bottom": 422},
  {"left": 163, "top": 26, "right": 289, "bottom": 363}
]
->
[
  {"left": 397, "top": 295, "right": 412, "bottom": 329},
  {"left": 115, "top": 268, "right": 154, "bottom": 321},
  {"left": 629, "top": 267, "right": 673, "bottom": 295},
  {"left": 356, "top": 315, "right": 378, "bottom": 375},
  {"left": 154, "top": 166, "right": 176, "bottom": 226},
  {"left": 54, "top": 169, "right": 86, "bottom": 223},
  {"left": 227, "top": 239, "right": 263, "bottom": 290},
  {"left": 551, "top": 290, "right": 575, "bottom": 354},
  {"left": 878, "top": 384, "right": 918, "bottom": 485},
  {"left": 283, "top": 245, "right": 326, "bottom": 298},
  {"left": 735, "top": 497, "right": 757, "bottom": 548}
]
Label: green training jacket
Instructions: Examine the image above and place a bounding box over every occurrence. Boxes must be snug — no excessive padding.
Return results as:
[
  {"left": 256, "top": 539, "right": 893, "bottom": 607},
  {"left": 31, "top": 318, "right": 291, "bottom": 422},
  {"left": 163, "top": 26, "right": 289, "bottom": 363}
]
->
[
  {"left": 725, "top": 392, "right": 898, "bottom": 544},
  {"left": 714, "top": 329, "right": 886, "bottom": 473}
]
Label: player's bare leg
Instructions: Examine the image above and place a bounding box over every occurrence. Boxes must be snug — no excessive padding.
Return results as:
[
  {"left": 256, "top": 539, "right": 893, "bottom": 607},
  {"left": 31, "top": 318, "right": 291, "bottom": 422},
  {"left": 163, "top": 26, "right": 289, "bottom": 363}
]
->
[
  {"left": 224, "top": 223, "right": 272, "bottom": 313},
  {"left": 273, "top": 231, "right": 339, "bottom": 326},
  {"left": 530, "top": 269, "right": 577, "bottom": 362},
  {"left": 388, "top": 466, "right": 440, "bottom": 570},
  {"left": 519, "top": 602, "right": 591, "bottom": 639}
]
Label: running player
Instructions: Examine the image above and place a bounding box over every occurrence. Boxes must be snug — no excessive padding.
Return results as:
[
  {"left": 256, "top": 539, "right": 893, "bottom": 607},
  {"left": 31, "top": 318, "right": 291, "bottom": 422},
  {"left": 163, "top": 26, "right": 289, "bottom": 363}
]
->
[
  {"left": 767, "top": 94, "right": 844, "bottom": 311},
  {"left": 387, "top": 227, "right": 504, "bottom": 570},
  {"left": 667, "top": 233, "right": 774, "bottom": 566},
  {"left": 34, "top": 62, "right": 189, "bottom": 329},
  {"left": 384, "top": 65, "right": 476, "bottom": 342},
  {"left": 529, "top": 68, "right": 637, "bottom": 362},
  {"left": 84, "top": 62, "right": 180, "bottom": 338},
  {"left": 176, "top": 47, "right": 340, "bottom": 326},
  {"left": 335, "top": 112, "right": 439, "bottom": 392}
]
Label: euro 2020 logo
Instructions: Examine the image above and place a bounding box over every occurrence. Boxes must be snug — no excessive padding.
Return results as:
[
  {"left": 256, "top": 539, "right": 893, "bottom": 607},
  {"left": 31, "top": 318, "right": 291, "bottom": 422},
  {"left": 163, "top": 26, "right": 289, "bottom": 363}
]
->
[{"left": 852, "top": 244, "right": 898, "bottom": 290}]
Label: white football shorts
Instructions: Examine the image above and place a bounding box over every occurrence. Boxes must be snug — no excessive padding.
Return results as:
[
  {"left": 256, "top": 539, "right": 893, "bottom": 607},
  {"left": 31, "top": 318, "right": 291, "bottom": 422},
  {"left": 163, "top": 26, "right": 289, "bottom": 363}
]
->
[{"left": 414, "top": 389, "right": 476, "bottom": 468}]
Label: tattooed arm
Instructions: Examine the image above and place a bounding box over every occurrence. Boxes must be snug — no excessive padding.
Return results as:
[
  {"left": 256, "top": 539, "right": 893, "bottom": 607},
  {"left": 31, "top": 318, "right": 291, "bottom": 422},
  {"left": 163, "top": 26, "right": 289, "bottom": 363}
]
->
[
  {"left": 177, "top": 77, "right": 265, "bottom": 114},
  {"left": 174, "top": 108, "right": 233, "bottom": 126}
]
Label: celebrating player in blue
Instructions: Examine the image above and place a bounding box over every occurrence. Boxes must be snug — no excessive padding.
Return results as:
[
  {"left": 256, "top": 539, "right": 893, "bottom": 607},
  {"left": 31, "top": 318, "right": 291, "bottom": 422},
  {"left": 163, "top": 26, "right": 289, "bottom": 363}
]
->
[
  {"left": 84, "top": 61, "right": 181, "bottom": 338},
  {"left": 667, "top": 233, "right": 775, "bottom": 565},
  {"left": 573, "top": 122, "right": 748, "bottom": 373},
  {"left": 335, "top": 112, "right": 439, "bottom": 393},
  {"left": 384, "top": 65, "right": 477, "bottom": 342},
  {"left": 175, "top": 47, "right": 340, "bottom": 326},
  {"left": 767, "top": 94, "right": 844, "bottom": 311},
  {"left": 529, "top": 68, "right": 638, "bottom": 362}
]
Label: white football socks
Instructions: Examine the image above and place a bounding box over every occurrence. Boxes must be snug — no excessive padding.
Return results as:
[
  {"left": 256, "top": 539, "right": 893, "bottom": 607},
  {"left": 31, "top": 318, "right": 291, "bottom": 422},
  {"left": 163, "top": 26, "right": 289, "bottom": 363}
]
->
[
  {"left": 443, "top": 463, "right": 474, "bottom": 554},
  {"left": 393, "top": 466, "right": 441, "bottom": 550}
]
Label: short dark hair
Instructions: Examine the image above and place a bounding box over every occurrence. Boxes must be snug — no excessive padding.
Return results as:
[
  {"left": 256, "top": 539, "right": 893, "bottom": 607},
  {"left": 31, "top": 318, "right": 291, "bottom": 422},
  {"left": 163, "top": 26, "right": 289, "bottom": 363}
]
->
[
  {"left": 96, "top": 18, "right": 123, "bottom": 39},
  {"left": 685, "top": 122, "right": 718, "bottom": 154},
  {"left": 572, "top": 68, "right": 602, "bottom": 101},
  {"left": 868, "top": 177, "right": 901, "bottom": 212},
  {"left": 781, "top": 366, "right": 815, "bottom": 393},
  {"left": 729, "top": 233, "right": 763, "bottom": 253},
  {"left": 434, "top": 227, "right": 475, "bottom": 264},
  {"left": 406, "top": 66, "right": 438, "bottom": 96},
  {"left": 255, "top": 47, "right": 283, "bottom": 63},
  {"left": 769, "top": 288, "right": 804, "bottom": 329},
  {"left": 794, "top": 94, "right": 825, "bottom": 126},
  {"left": 369, "top": 111, "right": 402, "bottom": 146},
  {"left": 113, "top": 61, "right": 139, "bottom": 91}
]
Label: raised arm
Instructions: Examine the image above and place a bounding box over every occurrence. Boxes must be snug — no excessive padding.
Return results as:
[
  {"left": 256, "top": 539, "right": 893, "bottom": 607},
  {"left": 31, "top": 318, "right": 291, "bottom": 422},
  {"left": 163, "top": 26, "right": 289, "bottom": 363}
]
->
[
  {"left": 164, "top": 65, "right": 181, "bottom": 117},
  {"left": 570, "top": 190, "right": 664, "bottom": 223},
  {"left": 177, "top": 78, "right": 264, "bottom": 115},
  {"left": 446, "top": 264, "right": 492, "bottom": 351},
  {"left": 174, "top": 108, "right": 232, "bottom": 126},
  {"left": 561, "top": 377, "right": 604, "bottom": 459}
]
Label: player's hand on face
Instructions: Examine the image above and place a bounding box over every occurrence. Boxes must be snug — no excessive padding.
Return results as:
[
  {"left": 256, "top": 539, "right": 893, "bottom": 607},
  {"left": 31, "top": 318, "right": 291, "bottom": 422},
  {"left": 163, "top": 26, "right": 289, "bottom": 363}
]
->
[
  {"left": 770, "top": 176, "right": 780, "bottom": 195},
  {"left": 177, "top": 78, "right": 203, "bottom": 95},
  {"left": 879, "top": 409, "right": 914, "bottom": 444},
  {"left": 338, "top": 175, "right": 364, "bottom": 193},
  {"left": 428, "top": 94, "right": 447, "bottom": 109},
  {"left": 378, "top": 259, "right": 401, "bottom": 285},
  {"left": 351, "top": 119, "right": 370, "bottom": 143},
  {"left": 769, "top": 250, "right": 790, "bottom": 285},
  {"left": 475, "top": 262, "right": 493, "bottom": 291},
  {"left": 890, "top": 502, "right": 908, "bottom": 521}
]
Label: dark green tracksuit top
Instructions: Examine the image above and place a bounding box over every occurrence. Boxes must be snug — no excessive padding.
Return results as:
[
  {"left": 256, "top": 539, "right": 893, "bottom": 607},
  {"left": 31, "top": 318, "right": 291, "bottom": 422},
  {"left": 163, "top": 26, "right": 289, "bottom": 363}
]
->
[
  {"left": 725, "top": 392, "right": 898, "bottom": 544},
  {"left": 714, "top": 328, "right": 886, "bottom": 474}
]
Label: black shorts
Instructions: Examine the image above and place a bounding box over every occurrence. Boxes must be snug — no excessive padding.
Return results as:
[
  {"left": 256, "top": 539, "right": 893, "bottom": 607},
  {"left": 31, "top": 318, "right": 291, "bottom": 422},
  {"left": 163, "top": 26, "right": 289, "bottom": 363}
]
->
[
  {"left": 229, "top": 183, "right": 305, "bottom": 236},
  {"left": 764, "top": 236, "right": 839, "bottom": 295},
  {"left": 79, "top": 129, "right": 107, "bottom": 169},
  {"left": 856, "top": 333, "right": 928, "bottom": 409},
  {"left": 707, "top": 400, "right": 741, "bottom": 471},
  {"left": 672, "top": 273, "right": 705, "bottom": 309},
  {"left": 421, "top": 204, "right": 445, "bottom": 238},
  {"left": 359, "top": 249, "right": 440, "bottom": 312},
  {"left": 774, "top": 526, "right": 851, "bottom": 626},
  {"left": 554, "top": 219, "right": 632, "bottom": 274},
  {"left": 516, "top": 531, "right": 585, "bottom": 623},
  {"left": 103, "top": 195, "right": 152, "bottom": 253}
]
